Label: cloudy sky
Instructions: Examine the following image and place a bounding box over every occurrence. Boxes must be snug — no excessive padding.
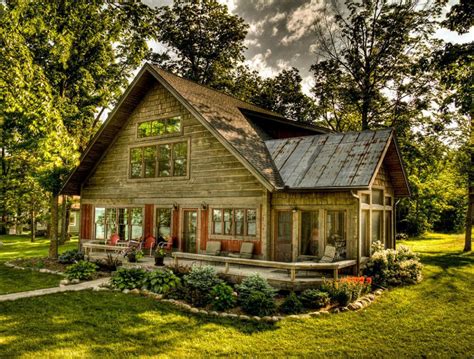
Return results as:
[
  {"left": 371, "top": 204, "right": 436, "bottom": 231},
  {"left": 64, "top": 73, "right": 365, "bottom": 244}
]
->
[{"left": 144, "top": 0, "right": 473, "bottom": 95}]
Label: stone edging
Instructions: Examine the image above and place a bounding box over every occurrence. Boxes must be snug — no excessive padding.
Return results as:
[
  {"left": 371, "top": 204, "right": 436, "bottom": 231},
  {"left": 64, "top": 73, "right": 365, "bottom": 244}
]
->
[
  {"left": 92, "top": 281, "right": 386, "bottom": 323},
  {"left": 4, "top": 261, "right": 66, "bottom": 276}
]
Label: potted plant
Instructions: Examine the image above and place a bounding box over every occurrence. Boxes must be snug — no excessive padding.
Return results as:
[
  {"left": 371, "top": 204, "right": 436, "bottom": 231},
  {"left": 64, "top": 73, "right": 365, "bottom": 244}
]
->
[
  {"left": 154, "top": 247, "right": 166, "bottom": 266},
  {"left": 124, "top": 247, "right": 143, "bottom": 263}
]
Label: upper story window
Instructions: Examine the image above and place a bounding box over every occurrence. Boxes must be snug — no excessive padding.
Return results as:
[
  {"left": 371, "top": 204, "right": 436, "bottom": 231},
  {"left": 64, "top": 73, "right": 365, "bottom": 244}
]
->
[
  {"left": 130, "top": 141, "right": 188, "bottom": 179},
  {"left": 137, "top": 116, "right": 181, "bottom": 139}
]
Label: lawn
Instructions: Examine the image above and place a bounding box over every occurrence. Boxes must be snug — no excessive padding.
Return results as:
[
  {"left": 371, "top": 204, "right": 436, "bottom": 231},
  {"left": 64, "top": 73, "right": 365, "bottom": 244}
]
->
[
  {"left": 0, "top": 235, "right": 78, "bottom": 295},
  {"left": 0, "top": 233, "right": 472, "bottom": 357}
]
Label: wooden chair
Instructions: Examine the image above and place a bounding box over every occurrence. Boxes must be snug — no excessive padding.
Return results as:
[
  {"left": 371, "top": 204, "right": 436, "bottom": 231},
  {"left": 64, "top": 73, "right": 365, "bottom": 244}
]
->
[
  {"left": 205, "top": 241, "right": 221, "bottom": 256},
  {"left": 228, "top": 242, "right": 254, "bottom": 259},
  {"left": 319, "top": 245, "right": 336, "bottom": 263}
]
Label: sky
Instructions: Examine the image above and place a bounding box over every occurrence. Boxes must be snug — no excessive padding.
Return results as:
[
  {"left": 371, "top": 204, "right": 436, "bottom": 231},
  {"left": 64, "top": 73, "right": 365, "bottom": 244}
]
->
[{"left": 144, "top": 0, "right": 473, "bottom": 95}]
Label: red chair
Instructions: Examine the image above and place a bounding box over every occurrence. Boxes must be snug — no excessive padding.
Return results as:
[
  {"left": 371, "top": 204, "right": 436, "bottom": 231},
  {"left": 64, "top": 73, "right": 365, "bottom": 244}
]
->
[
  {"left": 159, "top": 236, "right": 174, "bottom": 253},
  {"left": 108, "top": 234, "right": 120, "bottom": 246},
  {"left": 143, "top": 235, "right": 156, "bottom": 256}
]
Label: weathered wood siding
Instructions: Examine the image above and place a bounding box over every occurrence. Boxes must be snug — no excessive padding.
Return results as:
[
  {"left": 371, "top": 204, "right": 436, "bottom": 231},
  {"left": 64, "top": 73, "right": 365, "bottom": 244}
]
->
[
  {"left": 373, "top": 162, "right": 394, "bottom": 195},
  {"left": 80, "top": 81, "right": 267, "bottom": 256}
]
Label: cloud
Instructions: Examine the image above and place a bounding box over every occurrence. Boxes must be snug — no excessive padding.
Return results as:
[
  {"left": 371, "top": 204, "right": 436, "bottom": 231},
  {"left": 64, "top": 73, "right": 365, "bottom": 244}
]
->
[
  {"left": 244, "top": 38, "right": 261, "bottom": 48},
  {"left": 248, "top": 19, "right": 267, "bottom": 37},
  {"left": 281, "top": 0, "right": 325, "bottom": 45},
  {"left": 217, "top": 0, "right": 237, "bottom": 12},
  {"left": 244, "top": 49, "right": 278, "bottom": 78},
  {"left": 301, "top": 75, "right": 315, "bottom": 97},
  {"left": 268, "top": 12, "right": 286, "bottom": 24}
]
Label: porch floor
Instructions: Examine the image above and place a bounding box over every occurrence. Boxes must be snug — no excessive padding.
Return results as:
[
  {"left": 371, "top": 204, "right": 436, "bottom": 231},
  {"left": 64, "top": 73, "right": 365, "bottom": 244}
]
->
[{"left": 88, "top": 252, "right": 351, "bottom": 290}]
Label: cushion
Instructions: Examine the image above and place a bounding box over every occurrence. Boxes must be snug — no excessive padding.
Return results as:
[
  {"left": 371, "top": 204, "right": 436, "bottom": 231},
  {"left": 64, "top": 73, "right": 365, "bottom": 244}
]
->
[{"left": 206, "top": 241, "right": 221, "bottom": 255}]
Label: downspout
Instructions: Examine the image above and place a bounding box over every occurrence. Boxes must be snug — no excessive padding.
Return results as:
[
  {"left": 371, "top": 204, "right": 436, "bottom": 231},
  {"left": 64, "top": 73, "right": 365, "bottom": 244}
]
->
[
  {"left": 351, "top": 190, "right": 361, "bottom": 275},
  {"left": 394, "top": 199, "right": 401, "bottom": 250}
]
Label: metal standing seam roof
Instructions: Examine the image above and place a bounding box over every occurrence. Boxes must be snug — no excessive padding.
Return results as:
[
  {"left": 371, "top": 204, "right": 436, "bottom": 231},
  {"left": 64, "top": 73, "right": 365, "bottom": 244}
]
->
[{"left": 265, "top": 129, "right": 396, "bottom": 190}]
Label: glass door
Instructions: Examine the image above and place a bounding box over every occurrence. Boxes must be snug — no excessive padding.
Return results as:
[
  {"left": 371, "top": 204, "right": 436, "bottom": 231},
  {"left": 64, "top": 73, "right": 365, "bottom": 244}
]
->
[
  {"left": 275, "top": 211, "right": 292, "bottom": 262},
  {"left": 183, "top": 210, "right": 198, "bottom": 253}
]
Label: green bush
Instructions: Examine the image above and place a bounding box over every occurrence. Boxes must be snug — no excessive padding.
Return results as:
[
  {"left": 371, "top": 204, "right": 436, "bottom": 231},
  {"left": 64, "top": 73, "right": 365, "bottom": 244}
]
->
[
  {"left": 363, "top": 244, "right": 423, "bottom": 287},
  {"left": 236, "top": 274, "right": 276, "bottom": 316},
  {"left": 143, "top": 269, "right": 181, "bottom": 294},
  {"left": 166, "top": 264, "right": 192, "bottom": 278},
  {"left": 111, "top": 267, "right": 147, "bottom": 290},
  {"left": 210, "top": 282, "right": 236, "bottom": 311},
  {"left": 58, "top": 249, "right": 84, "bottom": 264},
  {"left": 300, "top": 289, "right": 330, "bottom": 309},
  {"left": 94, "top": 254, "right": 122, "bottom": 272},
  {"left": 280, "top": 292, "right": 303, "bottom": 314},
  {"left": 65, "top": 260, "right": 97, "bottom": 280},
  {"left": 183, "top": 266, "right": 222, "bottom": 307}
]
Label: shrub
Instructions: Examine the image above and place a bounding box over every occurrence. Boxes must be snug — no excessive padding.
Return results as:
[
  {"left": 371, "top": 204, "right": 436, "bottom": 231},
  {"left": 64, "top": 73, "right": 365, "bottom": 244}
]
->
[
  {"left": 395, "top": 233, "right": 408, "bottom": 240},
  {"left": 166, "top": 264, "right": 192, "bottom": 278},
  {"left": 58, "top": 249, "right": 84, "bottom": 264},
  {"left": 210, "top": 282, "right": 236, "bottom": 311},
  {"left": 363, "top": 245, "right": 423, "bottom": 287},
  {"left": 143, "top": 269, "right": 181, "bottom": 294},
  {"left": 183, "top": 266, "right": 222, "bottom": 307},
  {"left": 94, "top": 254, "right": 122, "bottom": 272},
  {"left": 111, "top": 267, "right": 147, "bottom": 290},
  {"left": 300, "top": 289, "right": 330, "bottom": 309},
  {"left": 236, "top": 274, "right": 276, "bottom": 316},
  {"left": 320, "top": 277, "right": 371, "bottom": 306},
  {"left": 280, "top": 292, "right": 303, "bottom": 314},
  {"left": 65, "top": 260, "right": 97, "bottom": 280}
]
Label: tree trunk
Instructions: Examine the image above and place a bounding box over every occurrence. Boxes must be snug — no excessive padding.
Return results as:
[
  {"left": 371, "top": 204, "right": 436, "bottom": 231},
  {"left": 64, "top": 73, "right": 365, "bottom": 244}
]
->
[
  {"left": 464, "top": 191, "right": 473, "bottom": 252},
  {"left": 49, "top": 193, "right": 59, "bottom": 259},
  {"left": 60, "top": 195, "right": 68, "bottom": 244},
  {"left": 30, "top": 209, "right": 36, "bottom": 243}
]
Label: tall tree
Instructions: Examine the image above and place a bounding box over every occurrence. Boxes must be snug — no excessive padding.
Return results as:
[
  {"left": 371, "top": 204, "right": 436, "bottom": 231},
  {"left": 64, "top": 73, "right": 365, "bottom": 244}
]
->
[{"left": 153, "top": 0, "right": 248, "bottom": 89}]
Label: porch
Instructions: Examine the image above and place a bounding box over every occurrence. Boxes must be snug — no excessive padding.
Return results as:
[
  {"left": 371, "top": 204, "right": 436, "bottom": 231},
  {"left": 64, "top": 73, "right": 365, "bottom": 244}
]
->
[{"left": 86, "top": 249, "right": 359, "bottom": 291}]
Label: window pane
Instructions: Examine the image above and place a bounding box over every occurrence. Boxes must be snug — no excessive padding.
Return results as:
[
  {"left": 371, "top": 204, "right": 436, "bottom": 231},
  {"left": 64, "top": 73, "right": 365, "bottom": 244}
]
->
[
  {"left": 137, "top": 122, "right": 151, "bottom": 138},
  {"left": 246, "top": 209, "right": 256, "bottom": 236},
  {"left": 158, "top": 144, "right": 171, "bottom": 177},
  {"left": 372, "top": 210, "right": 382, "bottom": 246},
  {"left": 213, "top": 209, "right": 222, "bottom": 234},
  {"left": 157, "top": 208, "right": 172, "bottom": 238},
  {"left": 385, "top": 211, "right": 392, "bottom": 249},
  {"left": 106, "top": 208, "right": 117, "bottom": 239},
  {"left": 130, "top": 148, "right": 143, "bottom": 178},
  {"left": 301, "top": 211, "right": 319, "bottom": 256},
  {"left": 130, "top": 208, "right": 143, "bottom": 240},
  {"left": 95, "top": 208, "right": 105, "bottom": 240},
  {"left": 235, "top": 209, "right": 244, "bottom": 235},
  {"left": 118, "top": 208, "right": 129, "bottom": 241},
  {"left": 326, "top": 211, "right": 346, "bottom": 259},
  {"left": 172, "top": 142, "right": 187, "bottom": 176},
  {"left": 372, "top": 189, "right": 383, "bottom": 205},
  {"left": 361, "top": 193, "right": 370, "bottom": 204},
  {"left": 166, "top": 116, "right": 181, "bottom": 134},
  {"left": 385, "top": 196, "right": 392, "bottom": 206},
  {"left": 153, "top": 120, "right": 166, "bottom": 136},
  {"left": 144, "top": 146, "right": 156, "bottom": 178},
  {"left": 361, "top": 210, "right": 370, "bottom": 256},
  {"left": 224, "top": 209, "right": 232, "bottom": 235},
  {"left": 277, "top": 212, "right": 292, "bottom": 240}
]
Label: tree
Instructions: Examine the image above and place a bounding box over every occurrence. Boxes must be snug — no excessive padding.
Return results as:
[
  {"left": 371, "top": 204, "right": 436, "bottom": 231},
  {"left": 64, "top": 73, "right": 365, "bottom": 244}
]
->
[
  {"left": 153, "top": 0, "right": 248, "bottom": 89},
  {"left": 311, "top": 0, "right": 440, "bottom": 130}
]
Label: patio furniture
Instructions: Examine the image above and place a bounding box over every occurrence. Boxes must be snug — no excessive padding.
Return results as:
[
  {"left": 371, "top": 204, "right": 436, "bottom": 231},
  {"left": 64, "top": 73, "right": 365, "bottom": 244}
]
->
[
  {"left": 319, "top": 245, "right": 336, "bottom": 263},
  {"left": 228, "top": 242, "right": 254, "bottom": 259},
  {"left": 107, "top": 234, "right": 120, "bottom": 246},
  {"left": 158, "top": 236, "right": 174, "bottom": 253},
  {"left": 143, "top": 235, "right": 156, "bottom": 256},
  {"left": 205, "top": 241, "right": 221, "bottom": 256}
]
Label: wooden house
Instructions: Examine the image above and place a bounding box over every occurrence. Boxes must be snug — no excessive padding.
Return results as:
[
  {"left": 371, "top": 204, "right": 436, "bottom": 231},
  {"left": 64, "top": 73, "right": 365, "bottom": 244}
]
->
[{"left": 61, "top": 63, "right": 410, "bottom": 272}]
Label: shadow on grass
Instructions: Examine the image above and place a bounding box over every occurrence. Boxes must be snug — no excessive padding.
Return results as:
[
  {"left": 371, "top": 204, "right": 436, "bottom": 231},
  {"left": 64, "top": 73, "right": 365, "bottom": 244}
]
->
[
  {"left": 0, "top": 291, "right": 277, "bottom": 357},
  {"left": 419, "top": 252, "right": 474, "bottom": 270}
]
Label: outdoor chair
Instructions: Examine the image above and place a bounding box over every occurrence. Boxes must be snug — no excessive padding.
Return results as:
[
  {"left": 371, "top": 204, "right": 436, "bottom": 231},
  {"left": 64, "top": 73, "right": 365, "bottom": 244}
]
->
[
  {"left": 143, "top": 235, "right": 156, "bottom": 256},
  {"left": 107, "top": 233, "right": 120, "bottom": 246},
  {"left": 158, "top": 236, "right": 174, "bottom": 254},
  {"left": 319, "top": 245, "right": 336, "bottom": 263},
  {"left": 205, "top": 241, "right": 221, "bottom": 256},
  {"left": 228, "top": 242, "right": 254, "bottom": 259}
]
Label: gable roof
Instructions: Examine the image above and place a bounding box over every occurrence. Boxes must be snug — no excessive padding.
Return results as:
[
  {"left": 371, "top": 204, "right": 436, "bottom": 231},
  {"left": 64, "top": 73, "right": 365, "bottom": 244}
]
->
[
  {"left": 61, "top": 63, "right": 325, "bottom": 195},
  {"left": 265, "top": 129, "right": 410, "bottom": 196}
]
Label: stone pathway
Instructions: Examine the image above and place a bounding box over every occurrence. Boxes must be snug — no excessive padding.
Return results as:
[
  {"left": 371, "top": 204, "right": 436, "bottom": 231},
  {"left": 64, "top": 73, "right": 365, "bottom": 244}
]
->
[{"left": 0, "top": 278, "right": 109, "bottom": 302}]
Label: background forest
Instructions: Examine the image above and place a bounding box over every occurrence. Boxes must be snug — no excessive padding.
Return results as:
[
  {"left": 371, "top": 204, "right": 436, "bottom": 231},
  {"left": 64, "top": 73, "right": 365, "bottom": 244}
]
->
[{"left": 0, "top": 0, "right": 472, "bottom": 255}]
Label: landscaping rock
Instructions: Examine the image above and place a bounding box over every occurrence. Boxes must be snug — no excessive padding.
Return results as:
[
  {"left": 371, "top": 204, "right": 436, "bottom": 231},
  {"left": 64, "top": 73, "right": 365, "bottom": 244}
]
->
[
  {"left": 298, "top": 314, "right": 311, "bottom": 319},
  {"left": 227, "top": 313, "right": 238, "bottom": 319},
  {"left": 374, "top": 289, "right": 383, "bottom": 296},
  {"left": 252, "top": 316, "right": 261, "bottom": 321},
  {"left": 198, "top": 310, "right": 208, "bottom": 315},
  {"left": 39, "top": 269, "right": 48, "bottom": 273},
  {"left": 190, "top": 308, "right": 199, "bottom": 314},
  {"left": 287, "top": 315, "right": 300, "bottom": 320},
  {"left": 210, "top": 311, "right": 219, "bottom": 316},
  {"left": 239, "top": 315, "right": 251, "bottom": 320},
  {"left": 309, "top": 311, "right": 320, "bottom": 317},
  {"left": 368, "top": 294, "right": 376, "bottom": 301},
  {"left": 122, "top": 289, "right": 130, "bottom": 294},
  {"left": 59, "top": 279, "right": 70, "bottom": 286},
  {"left": 331, "top": 308, "right": 340, "bottom": 314},
  {"left": 92, "top": 287, "right": 100, "bottom": 291},
  {"left": 262, "top": 316, "right": 272, "bottom": 322},
  {"left": 181, "top": 303, "right": 192, "bottom": 311},
  {"left": 219, "top": 312, "right": 229, "bottom": 318},
  {"left": 320, "top": 310, "right": 330, "bottom": 315},
  {"left": 130, "top": 289, "right": 140, "bottom": 295},
  {"left": 71, "top": 279, "right": 80, "bottom": 284},
  {"left": 271, "top": 316, "right": 280, "bottom": 322}
]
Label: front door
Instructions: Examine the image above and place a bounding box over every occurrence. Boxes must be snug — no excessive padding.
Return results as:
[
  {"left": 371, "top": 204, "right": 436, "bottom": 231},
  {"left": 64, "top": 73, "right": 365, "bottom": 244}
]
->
[
  {"left": 275, "top": 211, "right": 292, "bottom": 262},
  {"left": 183, "top": 210, "right": 198, "bottom": 253}
]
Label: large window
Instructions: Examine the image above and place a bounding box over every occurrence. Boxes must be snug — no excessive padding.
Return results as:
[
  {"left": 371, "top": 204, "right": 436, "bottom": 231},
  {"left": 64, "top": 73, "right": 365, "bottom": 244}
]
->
[
  {"left": 94, "top": 207, "right": 143, "bottom": 241},
  {"left": 300, "top": 211, "right": 319, "bottom": 256},
  {"left": 156, "top": 208, "right": 172, "bottom": 239},
  {"left": 130, "top": 141, "right": 188, "bottom": 179},
  {"left": 326, "top": 210, "right": 346, "bottom": 259},
  {"left": 212, "top": 208, "right": 257, "bottom": 237},
  {"left": 137, "top": 116, "right": 181, "bottom": 138}
]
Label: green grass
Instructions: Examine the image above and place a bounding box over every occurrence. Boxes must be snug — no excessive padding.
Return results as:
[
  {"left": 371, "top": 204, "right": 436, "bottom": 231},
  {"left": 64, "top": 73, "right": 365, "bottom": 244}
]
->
[
  {"left": 0, "top": 235, "right": 78, "bottom": 295},
  {"left": 0, "top": 233, "right": 472, "bottom": 357}
]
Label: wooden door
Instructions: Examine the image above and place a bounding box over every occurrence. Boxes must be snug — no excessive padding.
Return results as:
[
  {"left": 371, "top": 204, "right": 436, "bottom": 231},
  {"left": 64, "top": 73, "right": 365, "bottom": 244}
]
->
[
  {"left": 183, "top": 210, "right": 198, "bottom": 253},
  {"left": 275, "top": 211, "right": 292, "bottom": 262}
]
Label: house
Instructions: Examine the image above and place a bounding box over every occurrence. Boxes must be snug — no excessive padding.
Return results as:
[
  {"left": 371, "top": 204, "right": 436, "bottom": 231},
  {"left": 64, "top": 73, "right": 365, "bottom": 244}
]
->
[{"left": 61, "top": 63, "right": 410, "bottom": 276}]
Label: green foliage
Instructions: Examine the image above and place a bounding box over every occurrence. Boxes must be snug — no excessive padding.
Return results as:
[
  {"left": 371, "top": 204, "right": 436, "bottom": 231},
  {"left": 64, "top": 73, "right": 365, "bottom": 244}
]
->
[
  {"left": 236, "top": 274, "right": 276, "bottom": 316},
  {"left": 110, "top": 267, "right": 147, "bottom": 290},
  {"left": 183, "top": 265, "right": 222, "bottom": 307},
  {"left": 143, "top": 269, "right": 181, "bottom": 295},
  {"left": 363, "top": 245, "right": 423, "bottom": 287},
  {"left": 299, "top": 289, "right": 330, "bottom": 309},
  {"left": 58, "top": 249, "right": 84, "bottom": 264},
  {"left": 210, "top": 282, "right": 236, "bottom": 311},
  {"left": 280, "top": 292, "right": 303, "bottom": 314},
  {"left": 166, "top": 264, "right": 192, "bottom": 278},
  {"left": 65, "top": 260, "right": 97, "bottom": 281},
  {"left": 93, "top": 254, "right": 122, "bottom": 272}
]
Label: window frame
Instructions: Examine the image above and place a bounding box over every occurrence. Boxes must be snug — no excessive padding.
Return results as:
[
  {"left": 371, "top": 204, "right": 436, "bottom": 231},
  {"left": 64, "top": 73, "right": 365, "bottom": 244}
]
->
[
  {"left": 136, "top": 115, "right": 183, "bottom": 140},
  {"left": 210, "top": 208, "right": 258, "bottom": 239},
  {"left": 93, "top": 206, "right": 144, "bottom": 242},
  {"left": 128, "top": 137, "right": 191, "bottom": 181}
]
